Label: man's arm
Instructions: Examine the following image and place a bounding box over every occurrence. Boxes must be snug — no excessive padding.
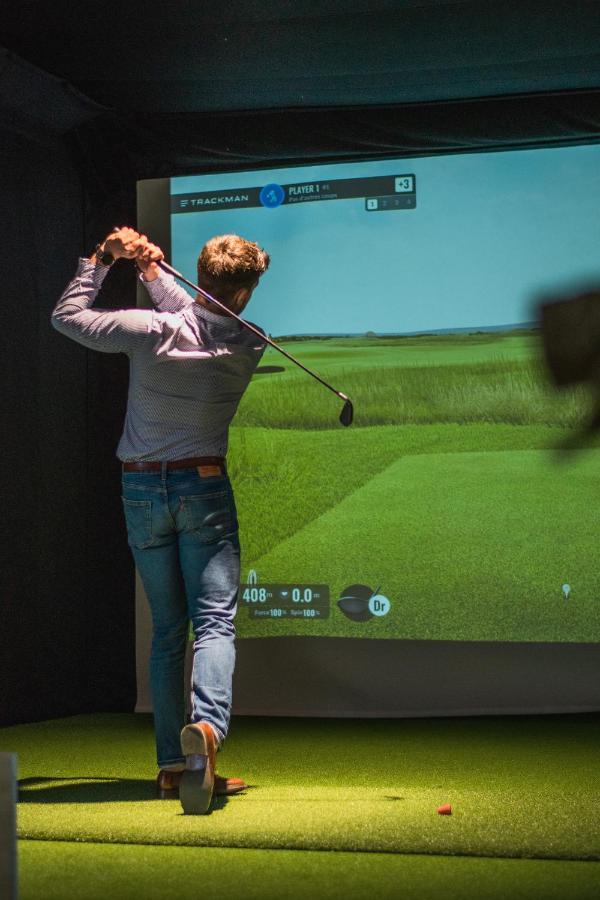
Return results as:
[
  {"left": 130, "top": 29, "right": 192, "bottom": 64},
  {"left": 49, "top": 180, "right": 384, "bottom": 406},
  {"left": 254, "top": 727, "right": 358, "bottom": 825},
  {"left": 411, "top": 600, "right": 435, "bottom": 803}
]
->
[
  {"left": 139, "top": 267, "right": 195, "bottom": 313},
  {"left": 52, "top": 229, "right": 160, "bottom": 354},
  {"left": 51, "top": 259, "right": 157, "bottom": 354},
  {"left": 136, "top": 241, "right": 194, "bottom": 313}
]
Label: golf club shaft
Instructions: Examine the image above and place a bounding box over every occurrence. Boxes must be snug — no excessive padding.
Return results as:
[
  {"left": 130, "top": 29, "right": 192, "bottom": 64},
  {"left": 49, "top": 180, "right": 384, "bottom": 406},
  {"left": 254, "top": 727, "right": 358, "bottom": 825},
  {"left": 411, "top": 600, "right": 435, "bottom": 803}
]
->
[{"left": 157, "top": 260, "right": 350, "bottom": 403}]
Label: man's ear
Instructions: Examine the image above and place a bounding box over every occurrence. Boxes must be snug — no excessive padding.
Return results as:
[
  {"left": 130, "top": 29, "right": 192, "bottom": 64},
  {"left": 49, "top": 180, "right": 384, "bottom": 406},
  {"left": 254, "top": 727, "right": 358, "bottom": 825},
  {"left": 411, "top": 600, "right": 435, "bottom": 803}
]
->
[{"left": 232, "top": 286, "right": 253, "bottom": 313}]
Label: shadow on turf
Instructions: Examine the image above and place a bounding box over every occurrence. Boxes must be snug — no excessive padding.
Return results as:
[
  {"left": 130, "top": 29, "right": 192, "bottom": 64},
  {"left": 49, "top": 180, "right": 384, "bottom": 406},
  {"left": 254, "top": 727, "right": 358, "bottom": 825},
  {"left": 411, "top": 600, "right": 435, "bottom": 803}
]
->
[{"left": 17, "top": 776, "right": 244, "bottom": 811}]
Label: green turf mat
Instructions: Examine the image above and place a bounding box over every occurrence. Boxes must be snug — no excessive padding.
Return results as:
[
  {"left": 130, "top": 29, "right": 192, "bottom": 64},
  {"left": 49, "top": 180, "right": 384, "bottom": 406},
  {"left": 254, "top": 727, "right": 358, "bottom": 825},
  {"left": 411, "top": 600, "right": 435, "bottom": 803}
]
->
[
  {"left": 19, "top": 840, "right": 600, "bottom": 900},
  {"left": 4, "top": 714, "right": 600, "bottom": 862}
]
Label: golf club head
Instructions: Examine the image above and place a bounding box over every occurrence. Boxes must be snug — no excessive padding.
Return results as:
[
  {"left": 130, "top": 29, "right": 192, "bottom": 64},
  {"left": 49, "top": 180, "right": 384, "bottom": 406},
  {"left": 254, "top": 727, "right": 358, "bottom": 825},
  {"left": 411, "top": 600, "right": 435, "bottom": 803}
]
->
[{"left": 339, "top": 398, "right": 354, "bottom": 427}]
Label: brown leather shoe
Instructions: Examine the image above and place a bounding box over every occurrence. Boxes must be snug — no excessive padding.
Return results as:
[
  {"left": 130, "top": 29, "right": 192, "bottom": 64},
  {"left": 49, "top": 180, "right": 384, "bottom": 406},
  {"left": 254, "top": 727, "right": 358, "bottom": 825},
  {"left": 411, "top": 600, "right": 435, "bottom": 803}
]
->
[
  {"left": 215, "top": 774, "right": 247, "bottom": 796},
  {"left": 157, "top": 769, "right": 247, "bottom": 799},
  {"left": 157, "top": 769, "right": 183, "bottom": 799},
  {"left": 179, "top": 722, "right": 217, "bottom": 814}
]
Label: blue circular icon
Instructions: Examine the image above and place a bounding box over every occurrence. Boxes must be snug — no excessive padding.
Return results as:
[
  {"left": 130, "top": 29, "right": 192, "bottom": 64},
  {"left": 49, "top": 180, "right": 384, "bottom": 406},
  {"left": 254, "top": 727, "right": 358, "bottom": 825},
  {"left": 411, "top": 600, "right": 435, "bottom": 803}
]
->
[
  {"left": 259, "top": 183, "right": 285, "bottom": 208},
  {"left": 368, "top": 594, "right": 391, "bottom": 617}
]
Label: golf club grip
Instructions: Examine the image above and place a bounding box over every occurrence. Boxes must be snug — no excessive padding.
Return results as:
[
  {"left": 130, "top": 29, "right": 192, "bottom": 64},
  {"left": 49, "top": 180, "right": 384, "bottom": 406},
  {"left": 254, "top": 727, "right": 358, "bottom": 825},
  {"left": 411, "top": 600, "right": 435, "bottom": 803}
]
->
[{"left": 157, "top": 260, "right": 347, "bottom": 401}]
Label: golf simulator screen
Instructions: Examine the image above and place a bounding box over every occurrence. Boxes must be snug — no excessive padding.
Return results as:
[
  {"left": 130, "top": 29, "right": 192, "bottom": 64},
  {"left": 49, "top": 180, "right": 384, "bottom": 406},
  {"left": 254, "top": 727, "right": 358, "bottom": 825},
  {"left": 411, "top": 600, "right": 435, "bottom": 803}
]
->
[{"left": 138, "top": 145, "right": 600, "bottom": 642}]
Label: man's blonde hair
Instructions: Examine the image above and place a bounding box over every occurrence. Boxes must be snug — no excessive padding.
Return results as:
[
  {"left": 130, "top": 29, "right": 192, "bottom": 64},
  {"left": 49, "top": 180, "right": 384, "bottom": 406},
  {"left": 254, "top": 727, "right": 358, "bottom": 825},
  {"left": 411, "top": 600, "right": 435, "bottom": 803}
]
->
[{"left": 197, "top": 234, "right": 270, "bottom": 307}]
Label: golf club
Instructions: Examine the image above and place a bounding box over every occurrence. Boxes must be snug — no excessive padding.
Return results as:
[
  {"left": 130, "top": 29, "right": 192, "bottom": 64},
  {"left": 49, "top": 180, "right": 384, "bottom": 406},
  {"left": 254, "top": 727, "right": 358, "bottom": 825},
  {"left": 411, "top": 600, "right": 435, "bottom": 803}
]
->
[{"left": 156, "top": 258, "right": 354, "bottom": 426}]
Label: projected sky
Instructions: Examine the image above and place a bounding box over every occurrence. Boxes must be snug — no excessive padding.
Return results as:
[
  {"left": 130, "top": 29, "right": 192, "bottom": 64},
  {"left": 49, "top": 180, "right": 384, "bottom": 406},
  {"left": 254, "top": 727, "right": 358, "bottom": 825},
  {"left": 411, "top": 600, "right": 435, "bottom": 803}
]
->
[{"left": 171, "top": 146, "right": 600, "bottom": 336}]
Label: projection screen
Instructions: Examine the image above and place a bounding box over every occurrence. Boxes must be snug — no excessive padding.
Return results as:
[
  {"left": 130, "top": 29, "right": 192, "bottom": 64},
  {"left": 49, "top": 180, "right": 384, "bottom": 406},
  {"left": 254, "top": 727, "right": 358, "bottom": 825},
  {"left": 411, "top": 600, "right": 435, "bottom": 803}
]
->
[{"left": 135, "top": 146, "right": 600, "bottom": 716}]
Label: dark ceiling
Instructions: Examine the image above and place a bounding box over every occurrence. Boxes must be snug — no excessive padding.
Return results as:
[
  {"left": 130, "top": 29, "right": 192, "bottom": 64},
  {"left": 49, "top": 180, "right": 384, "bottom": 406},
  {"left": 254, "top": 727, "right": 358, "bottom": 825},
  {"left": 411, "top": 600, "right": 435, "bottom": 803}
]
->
[{"left": 3, "top": 0, "right": 600, "bottom": 114}]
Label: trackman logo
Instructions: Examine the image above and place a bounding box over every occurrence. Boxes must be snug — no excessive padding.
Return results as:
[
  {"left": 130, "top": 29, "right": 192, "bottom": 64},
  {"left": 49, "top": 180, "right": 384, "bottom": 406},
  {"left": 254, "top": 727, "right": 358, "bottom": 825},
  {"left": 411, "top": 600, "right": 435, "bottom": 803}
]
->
[
  {"left": 179, "top": 194, "right": 250, "bottom": 208},
  {"left": 337, "top": 584, "right": 391, "bottom": 622}
]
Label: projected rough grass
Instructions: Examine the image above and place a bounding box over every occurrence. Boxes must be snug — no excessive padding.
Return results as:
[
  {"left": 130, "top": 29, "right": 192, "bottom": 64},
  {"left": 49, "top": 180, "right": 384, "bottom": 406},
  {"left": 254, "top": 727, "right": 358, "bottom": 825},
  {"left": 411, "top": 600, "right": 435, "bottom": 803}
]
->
[{"left": 228, "top": 331, "right": 600, "bottom": 641}]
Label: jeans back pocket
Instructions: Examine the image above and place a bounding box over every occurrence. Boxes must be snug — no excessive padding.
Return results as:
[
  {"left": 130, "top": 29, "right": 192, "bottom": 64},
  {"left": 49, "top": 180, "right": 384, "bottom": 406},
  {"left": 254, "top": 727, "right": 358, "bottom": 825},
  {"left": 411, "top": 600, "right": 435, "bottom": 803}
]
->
[
  {"left": 122, "top": 498, "right": 156, "bottom": 549},
  {"left": 181, "top": 491, "right": 236, "bottom": 544}
]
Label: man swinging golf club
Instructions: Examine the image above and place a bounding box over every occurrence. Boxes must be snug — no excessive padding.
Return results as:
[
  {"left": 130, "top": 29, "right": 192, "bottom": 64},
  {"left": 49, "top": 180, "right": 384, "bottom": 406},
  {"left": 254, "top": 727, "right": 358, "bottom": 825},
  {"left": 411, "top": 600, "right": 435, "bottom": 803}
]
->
[{"left": 52, "top": 227, "right": 270, "bottom": 814}]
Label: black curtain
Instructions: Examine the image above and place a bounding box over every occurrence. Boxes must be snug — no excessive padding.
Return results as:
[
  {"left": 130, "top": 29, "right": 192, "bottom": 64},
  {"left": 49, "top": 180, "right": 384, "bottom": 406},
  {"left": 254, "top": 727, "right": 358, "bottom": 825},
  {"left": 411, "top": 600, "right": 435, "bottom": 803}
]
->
[
  {"left": 0, "top": 123, "right": 136, "bottom": 726},
  {"left": 71, "top": 88, "right": 600, "bottom": 181}
]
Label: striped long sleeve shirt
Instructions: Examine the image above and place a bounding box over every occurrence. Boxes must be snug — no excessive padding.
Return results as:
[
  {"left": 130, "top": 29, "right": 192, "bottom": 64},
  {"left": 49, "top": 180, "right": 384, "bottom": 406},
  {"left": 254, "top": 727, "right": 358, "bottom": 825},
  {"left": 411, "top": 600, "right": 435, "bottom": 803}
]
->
[{"left": 52, "top": 259, "right": 266, "bottom": 461}]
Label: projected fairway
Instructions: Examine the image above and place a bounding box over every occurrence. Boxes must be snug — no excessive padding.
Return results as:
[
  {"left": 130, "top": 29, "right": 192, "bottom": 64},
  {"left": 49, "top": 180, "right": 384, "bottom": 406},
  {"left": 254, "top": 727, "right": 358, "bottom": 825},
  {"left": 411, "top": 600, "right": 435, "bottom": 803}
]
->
[{"left": 228, "top": 332, "right": 599, "bottom": 641}]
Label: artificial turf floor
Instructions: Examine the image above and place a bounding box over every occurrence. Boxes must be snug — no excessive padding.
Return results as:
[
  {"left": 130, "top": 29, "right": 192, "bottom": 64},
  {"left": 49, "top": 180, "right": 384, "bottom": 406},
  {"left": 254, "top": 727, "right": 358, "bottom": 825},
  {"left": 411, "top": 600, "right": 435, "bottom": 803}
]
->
[
  {"left": 18, "top": 841, "right": 600, "bottom": 900},
  {"left": 3, "top": 712, "right": 600, "bottom": 866}
]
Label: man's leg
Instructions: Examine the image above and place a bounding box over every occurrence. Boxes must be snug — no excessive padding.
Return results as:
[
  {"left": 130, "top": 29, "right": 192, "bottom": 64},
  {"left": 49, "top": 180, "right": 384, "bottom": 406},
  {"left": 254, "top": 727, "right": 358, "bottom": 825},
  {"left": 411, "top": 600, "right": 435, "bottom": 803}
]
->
[
  {"left": 175, "top": 475, "right": 240, "bottom": 744},
  {"left": 122, "top": 473, "right": 189, "bottom": 769},
  {"left": 173, "top": 469, "right": 240, "bottom": 813}
]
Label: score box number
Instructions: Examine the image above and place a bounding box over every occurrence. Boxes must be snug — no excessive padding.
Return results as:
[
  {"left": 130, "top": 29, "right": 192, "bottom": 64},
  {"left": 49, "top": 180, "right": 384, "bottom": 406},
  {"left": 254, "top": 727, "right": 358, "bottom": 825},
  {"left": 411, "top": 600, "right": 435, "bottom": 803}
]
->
[
  {"left": 241, "top": 584, "right": 330, "bottom": 620},
  {"left": 366, "top": 173, "right": 416, "bottom": 212}
]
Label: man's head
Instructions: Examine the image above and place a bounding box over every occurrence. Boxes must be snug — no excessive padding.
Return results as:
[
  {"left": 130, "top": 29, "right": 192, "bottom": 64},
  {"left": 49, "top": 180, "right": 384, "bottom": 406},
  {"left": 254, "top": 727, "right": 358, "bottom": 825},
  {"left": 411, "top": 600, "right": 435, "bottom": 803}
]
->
[{"left": 197, "top": 234, "right": 270, "bottom": 315}]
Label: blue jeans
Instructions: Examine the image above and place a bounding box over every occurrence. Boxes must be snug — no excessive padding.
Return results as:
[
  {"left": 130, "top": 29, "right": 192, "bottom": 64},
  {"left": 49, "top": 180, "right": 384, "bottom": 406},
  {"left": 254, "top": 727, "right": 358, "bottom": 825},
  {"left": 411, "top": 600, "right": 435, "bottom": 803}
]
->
[{"left": 121, "top": 465, "right": 240, "bottom": 768}]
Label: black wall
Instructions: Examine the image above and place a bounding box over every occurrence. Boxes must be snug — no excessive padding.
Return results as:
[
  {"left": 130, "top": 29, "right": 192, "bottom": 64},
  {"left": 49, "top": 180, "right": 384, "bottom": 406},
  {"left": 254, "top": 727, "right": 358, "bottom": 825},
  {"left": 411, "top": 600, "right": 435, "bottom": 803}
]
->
[{"left": 0, "top": 124, "right": 136, "bottom": 725}]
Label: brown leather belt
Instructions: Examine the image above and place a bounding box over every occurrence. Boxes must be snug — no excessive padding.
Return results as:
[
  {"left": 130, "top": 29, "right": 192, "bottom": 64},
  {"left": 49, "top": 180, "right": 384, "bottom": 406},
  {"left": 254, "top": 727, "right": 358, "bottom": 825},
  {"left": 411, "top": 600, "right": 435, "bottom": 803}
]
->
[{"left": 122, "top": 456, "right": 226, "bottom": 472}]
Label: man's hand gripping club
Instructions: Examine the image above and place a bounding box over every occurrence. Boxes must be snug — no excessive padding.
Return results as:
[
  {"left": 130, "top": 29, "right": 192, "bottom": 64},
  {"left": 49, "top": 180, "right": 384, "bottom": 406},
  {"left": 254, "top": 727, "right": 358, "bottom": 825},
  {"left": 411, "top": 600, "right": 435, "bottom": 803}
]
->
[{"left": 92, "top": 227, "right": 164, "bottom": 280}]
